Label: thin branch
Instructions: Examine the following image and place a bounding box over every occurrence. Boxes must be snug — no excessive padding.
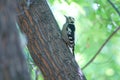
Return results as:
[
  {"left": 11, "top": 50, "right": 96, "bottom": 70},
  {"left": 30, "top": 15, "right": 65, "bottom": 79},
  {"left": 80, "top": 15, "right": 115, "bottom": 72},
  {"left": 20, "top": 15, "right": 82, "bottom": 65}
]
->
[
  {"left": 108, "top": 0, "right": 120, "bottom": 16},
  {"left": 82, "top": 26, "right": 120, "bottom": 70},
  {"left": 82, "top": 0, "right": 120, "bottom": 70}
]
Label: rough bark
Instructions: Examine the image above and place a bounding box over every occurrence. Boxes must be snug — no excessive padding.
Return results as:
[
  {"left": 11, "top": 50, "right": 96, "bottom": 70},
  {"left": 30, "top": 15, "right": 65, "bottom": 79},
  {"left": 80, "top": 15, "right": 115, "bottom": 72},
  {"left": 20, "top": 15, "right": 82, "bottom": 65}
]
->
[
  {"left": 16, "top": 0, "right": 86, "bottom": 80},
  {"left": 0, "top": 0, "right": 30, "bottom": 80}
]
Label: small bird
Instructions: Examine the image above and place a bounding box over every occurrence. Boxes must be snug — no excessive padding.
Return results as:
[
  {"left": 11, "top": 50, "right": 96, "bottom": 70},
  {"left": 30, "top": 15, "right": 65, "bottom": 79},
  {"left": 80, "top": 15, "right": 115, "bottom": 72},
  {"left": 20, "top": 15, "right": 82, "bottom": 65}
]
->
[{"left": 62, "top": 15, "right": 75, "bottom": 56}]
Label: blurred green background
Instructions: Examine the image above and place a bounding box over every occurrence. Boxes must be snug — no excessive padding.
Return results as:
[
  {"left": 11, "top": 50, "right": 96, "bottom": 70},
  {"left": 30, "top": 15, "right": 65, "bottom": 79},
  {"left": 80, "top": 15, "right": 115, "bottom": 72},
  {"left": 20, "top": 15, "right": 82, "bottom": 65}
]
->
[{"left": 24, "top": 0, "right": 120, "bottom": 80}]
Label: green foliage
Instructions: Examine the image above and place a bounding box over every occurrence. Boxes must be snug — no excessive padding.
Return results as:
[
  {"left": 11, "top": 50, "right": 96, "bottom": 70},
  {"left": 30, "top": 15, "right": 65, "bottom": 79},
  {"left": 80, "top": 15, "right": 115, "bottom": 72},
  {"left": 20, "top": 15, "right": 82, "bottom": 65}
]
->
[
  {"left": 23, "top": 0, "right": 120, "bottom": 79},
  {"left": 48, "top": 0, "right": 120, "bottom": 79}
]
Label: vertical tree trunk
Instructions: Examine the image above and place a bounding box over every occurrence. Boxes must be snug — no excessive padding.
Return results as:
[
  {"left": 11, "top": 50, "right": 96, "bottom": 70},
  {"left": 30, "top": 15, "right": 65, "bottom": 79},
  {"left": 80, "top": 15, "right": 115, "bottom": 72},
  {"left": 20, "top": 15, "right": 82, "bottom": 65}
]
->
[
  {"left": 16, "top": 0, "right": 86, "bottom": 80},
  {"left": 0, "top": 0, "right": 30, "bottom": 80}
]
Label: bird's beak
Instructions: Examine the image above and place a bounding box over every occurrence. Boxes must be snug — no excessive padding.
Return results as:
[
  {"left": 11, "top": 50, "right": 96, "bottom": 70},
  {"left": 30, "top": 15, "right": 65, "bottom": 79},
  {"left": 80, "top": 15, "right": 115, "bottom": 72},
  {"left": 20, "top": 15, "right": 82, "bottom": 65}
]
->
[{"left": 64, "top": 15, "right": 67, "bottom": 18}]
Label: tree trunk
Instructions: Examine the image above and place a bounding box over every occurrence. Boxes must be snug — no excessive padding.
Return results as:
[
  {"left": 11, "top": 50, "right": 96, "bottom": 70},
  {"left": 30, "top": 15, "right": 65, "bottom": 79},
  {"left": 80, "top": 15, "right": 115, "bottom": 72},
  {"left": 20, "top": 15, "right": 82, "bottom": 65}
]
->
[
  {"left": 16, "top": 0, "right": 86, "bottom": 80},
  {"left": 0, "top": 0, "right": 30, "bottom": 80}
]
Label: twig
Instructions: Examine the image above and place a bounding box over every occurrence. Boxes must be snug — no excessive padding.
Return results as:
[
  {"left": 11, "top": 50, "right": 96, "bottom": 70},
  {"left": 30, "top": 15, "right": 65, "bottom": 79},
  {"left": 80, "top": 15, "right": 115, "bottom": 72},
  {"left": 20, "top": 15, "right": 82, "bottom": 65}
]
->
[
  {"left": 108, "top": 0, "right": 120, "bottom": 16},
  {"left": 82, "top": 0, "right": 120, "bottom": 70},
  {"left": 82, "top": 26, "right": 120, "bottom": 70}
]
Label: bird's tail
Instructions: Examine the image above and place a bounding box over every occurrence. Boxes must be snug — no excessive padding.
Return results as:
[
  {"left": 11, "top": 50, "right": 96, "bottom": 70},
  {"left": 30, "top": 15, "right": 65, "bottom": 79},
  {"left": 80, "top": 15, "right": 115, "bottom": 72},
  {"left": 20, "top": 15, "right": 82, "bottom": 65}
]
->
[{"left": 72, "top": 46, "right": 74, "bottom": 57}]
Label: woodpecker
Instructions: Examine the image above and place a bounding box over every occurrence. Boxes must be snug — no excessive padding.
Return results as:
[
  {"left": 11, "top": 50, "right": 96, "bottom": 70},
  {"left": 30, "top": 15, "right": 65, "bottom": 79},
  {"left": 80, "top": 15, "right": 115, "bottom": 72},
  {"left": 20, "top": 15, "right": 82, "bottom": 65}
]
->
[{"left": 62, "top": 15, "right": 75, "bottom": 56}]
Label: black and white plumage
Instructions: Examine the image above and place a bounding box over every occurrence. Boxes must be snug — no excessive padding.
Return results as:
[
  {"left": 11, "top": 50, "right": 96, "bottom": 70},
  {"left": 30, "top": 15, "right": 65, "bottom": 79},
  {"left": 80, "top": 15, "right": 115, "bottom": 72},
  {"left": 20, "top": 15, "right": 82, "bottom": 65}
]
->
[{"left": 62, "top": 15, "right": 75, "bottom": 56}]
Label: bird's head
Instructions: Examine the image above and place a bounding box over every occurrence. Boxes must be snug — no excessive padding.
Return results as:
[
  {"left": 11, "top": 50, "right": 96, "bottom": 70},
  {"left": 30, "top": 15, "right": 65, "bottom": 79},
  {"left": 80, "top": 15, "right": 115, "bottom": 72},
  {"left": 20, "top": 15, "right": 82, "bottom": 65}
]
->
[{"left": 64, "top": 15, "right": 75, "bottom": 23}]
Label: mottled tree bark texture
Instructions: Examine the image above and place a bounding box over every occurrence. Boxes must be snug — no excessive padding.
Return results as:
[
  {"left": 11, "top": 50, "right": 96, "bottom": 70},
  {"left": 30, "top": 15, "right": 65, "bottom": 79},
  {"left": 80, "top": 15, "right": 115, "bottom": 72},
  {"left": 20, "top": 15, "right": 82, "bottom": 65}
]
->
[
  {"left": 17, "top": 0, "right": 86, "bottom": 80},
  {"left": 0, "top": 0, "right": 30, "bottom": 80}
]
